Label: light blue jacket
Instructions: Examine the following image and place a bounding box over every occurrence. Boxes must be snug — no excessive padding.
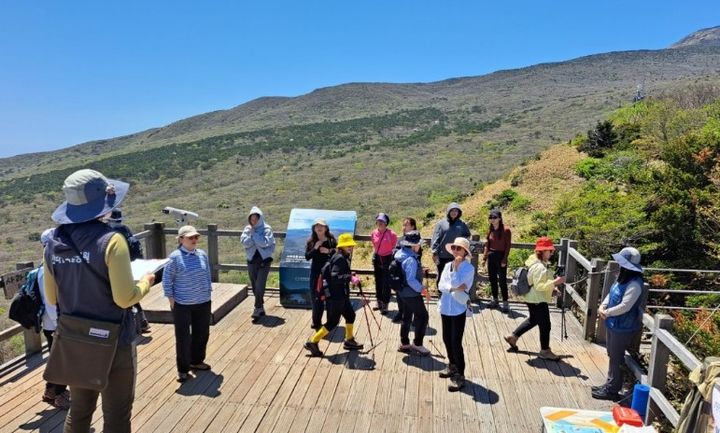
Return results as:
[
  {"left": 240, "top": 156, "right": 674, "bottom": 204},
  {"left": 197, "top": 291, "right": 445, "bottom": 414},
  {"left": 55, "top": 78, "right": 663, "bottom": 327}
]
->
[
  {"left": 240, "top": 206, "right": 276, "bottom": 261},
  {"left": 394, "top": 247, "right": 424, "bottom": 298}
]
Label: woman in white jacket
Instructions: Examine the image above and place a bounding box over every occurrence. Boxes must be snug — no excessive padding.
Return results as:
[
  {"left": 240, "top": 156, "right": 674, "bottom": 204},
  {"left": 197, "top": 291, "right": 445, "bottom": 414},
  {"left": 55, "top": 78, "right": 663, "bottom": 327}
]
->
[{"left": 437, "top": 237, "right": 474, "bottom": 392}]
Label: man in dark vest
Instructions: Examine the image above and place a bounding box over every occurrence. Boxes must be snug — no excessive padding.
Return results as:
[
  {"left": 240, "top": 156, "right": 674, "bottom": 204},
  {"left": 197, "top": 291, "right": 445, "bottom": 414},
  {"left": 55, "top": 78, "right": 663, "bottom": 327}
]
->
[{"left": 43, "top": 169, "right": 155, "bottom": 433}]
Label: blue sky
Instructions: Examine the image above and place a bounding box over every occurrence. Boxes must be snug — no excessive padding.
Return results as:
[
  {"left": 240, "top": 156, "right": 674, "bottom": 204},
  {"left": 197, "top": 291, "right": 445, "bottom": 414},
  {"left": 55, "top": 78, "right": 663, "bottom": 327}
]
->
[{"left": 1, "top": 1, "right": 718, "bottom": 158}]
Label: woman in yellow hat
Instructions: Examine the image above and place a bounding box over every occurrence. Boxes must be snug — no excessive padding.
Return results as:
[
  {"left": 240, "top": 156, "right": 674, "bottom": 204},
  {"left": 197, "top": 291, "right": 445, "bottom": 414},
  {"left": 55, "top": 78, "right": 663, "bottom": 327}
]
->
[{"left": 304, "top": 233, "right": 363, "bottom": 356}]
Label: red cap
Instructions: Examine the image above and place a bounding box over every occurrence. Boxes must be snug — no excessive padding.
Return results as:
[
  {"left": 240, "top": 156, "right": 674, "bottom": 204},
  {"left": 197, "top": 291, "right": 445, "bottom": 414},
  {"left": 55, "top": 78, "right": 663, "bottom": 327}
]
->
[{"left": 534, "top": 237, "right": 555, "bottom": 252}]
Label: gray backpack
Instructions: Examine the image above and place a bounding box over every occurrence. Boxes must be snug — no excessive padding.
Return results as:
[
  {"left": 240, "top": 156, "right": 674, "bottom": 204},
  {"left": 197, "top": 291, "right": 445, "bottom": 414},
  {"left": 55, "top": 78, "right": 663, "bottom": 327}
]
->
[{"left": 510, "top": 267, "right": 531, "bottom": 296}]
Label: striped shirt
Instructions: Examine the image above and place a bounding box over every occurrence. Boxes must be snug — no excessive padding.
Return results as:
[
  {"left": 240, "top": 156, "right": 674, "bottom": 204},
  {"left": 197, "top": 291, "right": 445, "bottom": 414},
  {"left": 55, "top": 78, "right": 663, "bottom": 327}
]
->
[{"left": 163, "top": 246, "right": 212, "bottom": 305}]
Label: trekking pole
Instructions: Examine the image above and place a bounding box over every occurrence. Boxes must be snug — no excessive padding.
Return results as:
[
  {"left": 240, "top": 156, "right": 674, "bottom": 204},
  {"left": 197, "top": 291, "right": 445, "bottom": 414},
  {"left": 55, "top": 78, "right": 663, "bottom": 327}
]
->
[
  {"left": 358, "top": 285, "right": 382, "bottom": 354},
  {"left": 358, "top": 285, "right": 383, "bottom": 331},
  {"left": 424, "top": 270, "right": 446, "bottom": 359}
]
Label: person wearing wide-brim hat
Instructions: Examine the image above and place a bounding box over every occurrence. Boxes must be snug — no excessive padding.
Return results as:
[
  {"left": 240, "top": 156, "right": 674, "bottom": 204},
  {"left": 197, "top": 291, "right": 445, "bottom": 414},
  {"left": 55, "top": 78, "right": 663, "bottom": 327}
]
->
[
  {"left": 592, "top": 247, "right": 645, "bottom": 401},
  {"left": 394, "top": 230, "right": 431, "bottom": 356},
  {"left": 504, "top": 237, "right": 565, "bottom": 361},
  {"left": 437, "top": 237, "right": 475, "bottom": 392},
  {"left": 305, "top": 218, "right": 337, "bottom": 330},
  {"left": 163, "top": 225, "right": 213, "bottom": 383},
  {"left": 304, "top": 233, "right": 363, "bottom": 356},
  {"left": 42, "top": 169, "right": 155, "bottom": 432}
]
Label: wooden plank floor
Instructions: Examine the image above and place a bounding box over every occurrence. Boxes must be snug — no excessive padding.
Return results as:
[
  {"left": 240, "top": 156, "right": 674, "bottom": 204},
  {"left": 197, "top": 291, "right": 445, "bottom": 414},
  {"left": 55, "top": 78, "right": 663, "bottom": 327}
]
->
[{"left": 0, "top": 294, "right": 614, "bottom": 433}]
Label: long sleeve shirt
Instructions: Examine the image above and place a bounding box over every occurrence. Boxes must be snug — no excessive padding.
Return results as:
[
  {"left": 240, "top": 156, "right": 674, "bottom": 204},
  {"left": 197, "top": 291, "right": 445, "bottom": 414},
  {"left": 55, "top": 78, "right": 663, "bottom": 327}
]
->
[
  {"left": 601, "top": 280, "right": 643, "bottom": 316},
  {"left": 438, "top": 260, "right": 474, "bottom": 316},
  {"left": 371, "top": 228, "right": 398, "bottom": 257},
  {"left": 483, "top": 227, "right": 512, "bottom": 263},
  {"left": 522, "top": 254, "right": 556, "bottom": 304},
  {"left": 162, "top": 246, "right": 213, "bottom": 305},
  {"left": 44, "top": 233, "right": 151, "bottom": 309}
]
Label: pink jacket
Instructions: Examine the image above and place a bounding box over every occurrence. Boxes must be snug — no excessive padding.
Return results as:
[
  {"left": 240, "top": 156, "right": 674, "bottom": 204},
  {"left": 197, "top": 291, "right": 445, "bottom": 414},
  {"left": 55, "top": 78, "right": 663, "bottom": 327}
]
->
[{"left": 371, "top": 229, "right": 398, "bottom": 257}]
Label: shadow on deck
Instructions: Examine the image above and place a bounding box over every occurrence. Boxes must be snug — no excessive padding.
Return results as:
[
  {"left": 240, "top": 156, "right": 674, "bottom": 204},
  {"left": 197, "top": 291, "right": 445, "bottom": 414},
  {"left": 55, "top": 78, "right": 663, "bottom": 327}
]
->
[{"left": 0, "top": 292, "right": 614, "bottom": 433}]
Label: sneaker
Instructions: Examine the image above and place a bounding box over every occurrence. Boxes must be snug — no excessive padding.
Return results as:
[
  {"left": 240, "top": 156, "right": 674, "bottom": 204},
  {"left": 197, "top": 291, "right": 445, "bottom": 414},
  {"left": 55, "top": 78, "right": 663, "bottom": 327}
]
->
[
  {"left": 190, "top": 362, "right": 211, "bottom": 371},
  {"left": 398, "top": 343, "right": 413, "bottom": 353},
  {"left": 448, "top": 374, "right": 465, "bottom": 392},
  {"left": 380, "top": 302, "right": 389, "bottom": 314},
  {"left": 501, "top": 301, "right": 510, "bottom": 313},
  {"left": 141, "top": 324, "right": 151, "bottom": 333},
  {"left": 343, "top": 338, "right": 364, "bottom": 351},
  {"left": 177, "top": 372, "right": 190, "bottom": 383},
  {"left": 489, "top": 299, "right": 499, "bottom": 309},
  {"left": 304, "top": 341, "right": 323, "bottom": 357},
  {"left": 42, "top": 388, "right": 56, "bottom": 404},
  {"left": 439, "top": 365, "right": 457, "bottom": 378},
  {"left": 259, "top": 306, "right": 266, "bottom": 316},
  {"left": 591, "top": 388, "right": 621, "bottom": 401},
  {"left": 392, "top": 313, "right": 403, "bottom": 323},
  {"left": 52, "top": 391, "right": 71, "bottom": 410},
  {"left": 503, "top": 335, "right": 518, "bottom": 352},
  {"left": 411, "top": 345, "right": 431, "bottom": 356},
  {"left": 251, "top": 307, "right": 262, "bottom": 319},
  {"left": 591, "top": 384, "right": 606, "bottom": 392},
  {"left": 538, "top": 349, "right": 560, "bottom": 361}
]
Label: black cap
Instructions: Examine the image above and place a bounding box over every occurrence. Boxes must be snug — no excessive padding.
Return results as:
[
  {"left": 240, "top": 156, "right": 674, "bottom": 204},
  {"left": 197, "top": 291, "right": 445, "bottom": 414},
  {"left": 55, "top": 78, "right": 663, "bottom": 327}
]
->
[
  {"left": 108, "top": 209, "right": 123, "bottom": 222},
  {"left": 489, "top": 208, "right": 502, "bottom": 219}
]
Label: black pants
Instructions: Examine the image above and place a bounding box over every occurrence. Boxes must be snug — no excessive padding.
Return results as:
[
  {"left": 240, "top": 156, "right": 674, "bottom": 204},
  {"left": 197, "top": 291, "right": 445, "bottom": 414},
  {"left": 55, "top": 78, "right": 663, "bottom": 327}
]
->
[
  {"left": 173, "top": 301, "right": 211, "bottom": 373},
  {"left": 248, "top": 261, "right": 270, "bottom": 308},
  {"left": 487, "top": 250, "right": 508, "bottom": 301},
  {"left": 324, "top": 297, "right": 355, "bottom": 331},
  {"left": 43, "top": 330, "right": 67, "bottom": 394},
  {"left": 400, "top": 296, "right": 429, "bottom": 346},
  {"left": 512, "top": 302, "right": 551, "bottom": 350},
  {"left": 436, "top": 257, "right": 453, "bottom": 286},
  {"left": 604, "top": 329, "right": 636, "bottom": 393},
  {"left": 373, "top": 254, "right": 392, "bottom": 304},
  {"left": 309, "top": 271, "right": 325, "bottom": 328},
  {"left": 441, "top": 313, "right": 467, "bottom": 376},
  {"left": 396, "top": 296, "right": 405, "bottom": 320}
]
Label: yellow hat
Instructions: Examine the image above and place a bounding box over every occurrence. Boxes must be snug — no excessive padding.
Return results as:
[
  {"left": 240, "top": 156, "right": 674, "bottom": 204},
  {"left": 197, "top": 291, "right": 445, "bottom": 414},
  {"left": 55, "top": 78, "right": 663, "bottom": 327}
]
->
[{"left": 336, "top": 233, "right": 356, "bottom": 248}]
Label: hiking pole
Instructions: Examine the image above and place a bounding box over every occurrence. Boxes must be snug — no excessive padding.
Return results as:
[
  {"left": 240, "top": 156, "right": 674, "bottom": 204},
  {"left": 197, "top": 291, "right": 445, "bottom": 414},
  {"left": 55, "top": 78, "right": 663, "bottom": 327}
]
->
[
  {"left": 424, "top": 270, "right": 446, "bottom": 359},
  {"left": 358, "top": 285, "right": 382, "bottom": 354}
]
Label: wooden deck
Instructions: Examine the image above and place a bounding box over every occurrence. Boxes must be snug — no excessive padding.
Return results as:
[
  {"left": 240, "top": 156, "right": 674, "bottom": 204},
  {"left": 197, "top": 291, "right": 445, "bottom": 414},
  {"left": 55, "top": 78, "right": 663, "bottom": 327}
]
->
[{"left": 0, "top": 293, "right": 614, "bottom": 433}]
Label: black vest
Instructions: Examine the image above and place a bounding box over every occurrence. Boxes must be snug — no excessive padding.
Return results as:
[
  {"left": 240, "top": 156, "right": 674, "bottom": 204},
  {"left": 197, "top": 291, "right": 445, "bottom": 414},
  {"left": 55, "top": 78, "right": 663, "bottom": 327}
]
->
[{"left": 44, "top": 221, "right": 136, "bottom": 345}]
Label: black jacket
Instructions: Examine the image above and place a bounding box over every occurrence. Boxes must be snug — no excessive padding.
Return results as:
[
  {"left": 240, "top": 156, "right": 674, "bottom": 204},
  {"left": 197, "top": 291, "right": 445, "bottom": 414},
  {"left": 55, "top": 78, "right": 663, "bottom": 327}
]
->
[{"left": 323, "top": 251, "right": 352, "bottom": 299}]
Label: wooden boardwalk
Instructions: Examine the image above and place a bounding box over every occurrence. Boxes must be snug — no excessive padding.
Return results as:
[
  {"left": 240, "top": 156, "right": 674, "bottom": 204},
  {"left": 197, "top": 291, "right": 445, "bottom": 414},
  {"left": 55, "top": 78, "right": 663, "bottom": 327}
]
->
[{"left": 0, "top": 293, "right": 613, "bottom": 433}]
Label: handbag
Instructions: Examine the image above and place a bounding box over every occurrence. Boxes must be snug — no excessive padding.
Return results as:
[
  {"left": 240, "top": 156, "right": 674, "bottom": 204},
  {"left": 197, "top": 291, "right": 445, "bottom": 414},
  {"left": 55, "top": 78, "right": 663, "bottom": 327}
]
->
[
  {"left": 43, "top": 227, "right": 123, "bottom": 390},
  {"left": 43, "top": 314, "right": 120, "bottom": 391}
]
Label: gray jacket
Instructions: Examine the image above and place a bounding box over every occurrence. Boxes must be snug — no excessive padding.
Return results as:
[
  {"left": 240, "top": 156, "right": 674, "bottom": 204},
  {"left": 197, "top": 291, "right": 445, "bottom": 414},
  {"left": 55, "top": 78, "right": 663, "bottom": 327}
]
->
[{"left": 431, "top": 203, "right": 471, "bottom": 260}]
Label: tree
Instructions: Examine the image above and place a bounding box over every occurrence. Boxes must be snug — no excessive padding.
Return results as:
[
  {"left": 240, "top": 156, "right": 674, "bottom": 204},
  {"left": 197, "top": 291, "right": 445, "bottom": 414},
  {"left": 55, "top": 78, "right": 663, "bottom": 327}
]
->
[{"left": 578, "top": 120, "right": 618, "bottom": 157}]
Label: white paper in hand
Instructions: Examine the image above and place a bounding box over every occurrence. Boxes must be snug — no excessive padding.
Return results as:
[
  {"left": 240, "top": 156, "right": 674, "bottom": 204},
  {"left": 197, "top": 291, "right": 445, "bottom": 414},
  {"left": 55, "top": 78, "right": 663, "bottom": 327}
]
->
[{"left": 131, "top": 259, "right": 169, "bottom": 281}]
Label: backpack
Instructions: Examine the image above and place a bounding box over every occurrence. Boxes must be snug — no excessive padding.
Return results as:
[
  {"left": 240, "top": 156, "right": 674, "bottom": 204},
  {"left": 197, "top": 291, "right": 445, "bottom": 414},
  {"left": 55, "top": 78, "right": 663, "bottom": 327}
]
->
[
  {"left": 9, "top": 267, "right": 44, "bottom": 332},
  {"left": 510, "top": 267, "right": 532, "bottom": 296},
  {"left": 387, "top": 257, "right": 406, "bottom": 292}
]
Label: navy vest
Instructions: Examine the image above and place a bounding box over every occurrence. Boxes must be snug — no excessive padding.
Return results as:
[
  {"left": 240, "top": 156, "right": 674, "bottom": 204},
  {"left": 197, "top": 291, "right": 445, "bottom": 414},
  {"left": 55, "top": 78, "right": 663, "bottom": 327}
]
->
[
  {"left": 44, "top": 221, "right": 137, "bottom": 345},
  {"left": 605, "top": 276, "right": 644, "bottom": 333}
]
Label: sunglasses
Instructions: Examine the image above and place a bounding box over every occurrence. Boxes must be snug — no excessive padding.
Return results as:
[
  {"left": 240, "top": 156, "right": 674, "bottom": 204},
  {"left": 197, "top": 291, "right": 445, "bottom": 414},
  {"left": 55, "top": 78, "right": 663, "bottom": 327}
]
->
[
  {"left": 488, "top": 216, "right": 499, "bottom": 220},
  {"left": 450, "top": 245, "right": 465, "bottom": 251}
]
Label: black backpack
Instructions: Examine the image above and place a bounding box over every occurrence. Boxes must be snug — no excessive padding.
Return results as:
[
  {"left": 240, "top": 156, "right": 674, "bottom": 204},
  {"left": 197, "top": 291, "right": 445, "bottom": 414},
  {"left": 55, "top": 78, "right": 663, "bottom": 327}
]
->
[
  {"left": 9, "top": 267, "right": 44, "bottom": 332},
  {"left": 388, "top": 257, "right": 406, "bottom": 292},
  {"left": 510, "top": 267, "right": 532, "bottom": 296}
]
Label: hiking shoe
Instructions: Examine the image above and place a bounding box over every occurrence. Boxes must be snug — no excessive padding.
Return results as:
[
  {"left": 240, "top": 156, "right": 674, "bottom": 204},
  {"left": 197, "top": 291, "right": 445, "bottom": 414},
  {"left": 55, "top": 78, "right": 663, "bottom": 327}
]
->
[
  {"left": 448, "top": 374, "right": 465, "bottom": 392},
  {"left": 591, "top": 384, "right": 606, "bottom": 392},
  {"left": 398, "top": 343, "right": 413, "bottom": 353},
  {"left": 489, "top": 299, "right": 499, "bottom": 309},
  {"left": 190, "top": 362, "right": 211, "bottom": 371},
  {"left": 177, "top": 372, "right": 190, "bottom": 383},
  {"left": 439, "top": 365, "right": 457, "bottom": 378},
  {"left": 539, "top": 349, "right": 560, "bottom": 361},
  {"left": 343, "top": 338, "right": 364, "bottom": 351},
  {"left": 411, "top": 345, "right": 431, "bottom": 356},
  {"left": 304, "top": 341, "right": 323, "bottom": 357},
  {"left": 503, "top": 335, "right": 518, "bottom": 352},
  {"left": 259, "top": 306, "right": 266, "bottom": 316},
  {"left": 591, "top": 388, "right": 621, "bottom": 401},
  {"left": 251, "top": 307, "right": 263, "bottom": 319},
  {"left": 42, "top": 389, "right": 56, "bottom": 403},
  {"left": 501, "top": 301, "right": 510, "bottom": 313},
  {"left": 52, "top": 391, "right": 71, "bottom": 410}
]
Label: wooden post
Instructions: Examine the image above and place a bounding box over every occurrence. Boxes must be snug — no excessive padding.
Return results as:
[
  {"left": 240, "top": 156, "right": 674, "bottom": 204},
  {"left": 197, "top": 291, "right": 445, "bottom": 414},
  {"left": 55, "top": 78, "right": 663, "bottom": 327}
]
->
[
  {"left": 646, "top": 314, "right": 674, "bottom": 425},
  {"left": 207, "top": 224, "right": 220, "bottom": 283},
  {"left": 470, "top": 234, "right": 480, "bottom": 301},
  {"left": 144, "top": 222, "right": 167, "bottom": 259},
  {"left": 584, "top": 258, "right": 606, "bottom": 341},
  {"left": 16, "top": 262, "right": 42, "bottom": 355},
  {"left": 596, "top": 260, "right": 620, "bottom": 344},
  {"left": 563, "top": 240, "right": 578, "bottom": 309}
]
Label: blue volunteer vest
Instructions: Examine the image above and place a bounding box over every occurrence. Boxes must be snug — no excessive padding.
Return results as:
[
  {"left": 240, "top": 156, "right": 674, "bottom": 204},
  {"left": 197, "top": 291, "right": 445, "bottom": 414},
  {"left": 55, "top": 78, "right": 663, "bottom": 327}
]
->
[{"left": 605, "top": 276, "right": 644, "bottom": 333}]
